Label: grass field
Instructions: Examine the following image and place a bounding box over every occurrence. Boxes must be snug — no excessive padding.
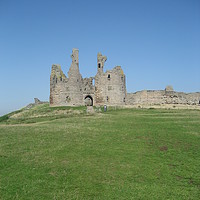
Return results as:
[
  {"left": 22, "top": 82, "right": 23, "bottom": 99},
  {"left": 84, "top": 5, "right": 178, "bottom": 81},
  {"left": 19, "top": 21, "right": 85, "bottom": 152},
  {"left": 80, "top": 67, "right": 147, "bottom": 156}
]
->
[{"left": 0, "top": 104, "right": 200, "bottom": 199}]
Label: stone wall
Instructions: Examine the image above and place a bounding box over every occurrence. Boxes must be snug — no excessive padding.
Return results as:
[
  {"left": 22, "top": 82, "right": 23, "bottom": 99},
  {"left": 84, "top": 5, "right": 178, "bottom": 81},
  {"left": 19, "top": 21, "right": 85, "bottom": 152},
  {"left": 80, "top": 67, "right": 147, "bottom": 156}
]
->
[
  {"left": 95, "top": 66, "right": 126, "bottom": 105},
  {"left": 50, "top": 64, "right": 68, "bottom": 106},
  {"left": 95, "top": 52, "right": 127, "bottom": 105},
  {"left": 126, "top": 88, "right": 200, "bottom": 106}
]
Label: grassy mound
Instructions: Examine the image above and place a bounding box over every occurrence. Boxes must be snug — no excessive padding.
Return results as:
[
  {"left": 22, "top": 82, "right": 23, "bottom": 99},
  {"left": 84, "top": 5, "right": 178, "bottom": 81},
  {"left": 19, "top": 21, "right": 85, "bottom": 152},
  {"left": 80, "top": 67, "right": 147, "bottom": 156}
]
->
[
  {"left": 0, "top": 103, "right": 89, "bottom": 124},
  {"left": 0, "top": 107, "right": 200, "bottom": 199}
]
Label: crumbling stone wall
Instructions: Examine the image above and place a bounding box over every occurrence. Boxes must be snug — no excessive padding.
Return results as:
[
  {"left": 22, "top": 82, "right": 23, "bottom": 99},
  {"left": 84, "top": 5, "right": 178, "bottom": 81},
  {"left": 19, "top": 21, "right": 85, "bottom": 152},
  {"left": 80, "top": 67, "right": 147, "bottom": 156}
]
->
[
  {"left": 83, "top": 77, "right": 95, "bottom": 95},
  {"left": 95, "top": 66, "right": 126, "bottom": 105},
  {"left": 126, "top": 87, "right": 200, "bottom": 106},
  {"left": 25, "top": 98, "right": 47, "bottom": 109},
  {"left": 50, "top": 64, "right": 68, "bottom": 106}
]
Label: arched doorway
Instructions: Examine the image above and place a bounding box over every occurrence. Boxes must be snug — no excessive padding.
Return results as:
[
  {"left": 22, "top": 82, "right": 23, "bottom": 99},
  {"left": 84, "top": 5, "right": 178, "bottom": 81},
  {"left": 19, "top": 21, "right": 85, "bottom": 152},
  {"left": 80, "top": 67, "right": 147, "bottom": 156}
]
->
[{"left": 84, "top": 95, "right": 93, "bottom": 106}]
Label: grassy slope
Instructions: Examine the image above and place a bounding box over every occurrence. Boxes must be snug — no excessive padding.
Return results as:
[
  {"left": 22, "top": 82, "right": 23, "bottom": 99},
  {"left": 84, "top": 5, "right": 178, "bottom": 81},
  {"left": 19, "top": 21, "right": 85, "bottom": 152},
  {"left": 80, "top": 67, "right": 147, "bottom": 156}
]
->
[
  {"left": 0, "top": 103, "right": 88, "bottom": 124},
  {"left": 0, "top": 105, "right": 200, "bottom": 199}
]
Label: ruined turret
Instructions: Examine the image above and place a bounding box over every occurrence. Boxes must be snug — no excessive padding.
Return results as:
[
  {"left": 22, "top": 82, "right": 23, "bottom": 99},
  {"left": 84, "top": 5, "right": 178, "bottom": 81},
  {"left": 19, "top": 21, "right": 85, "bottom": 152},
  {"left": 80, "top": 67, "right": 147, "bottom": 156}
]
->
[
  {"left": 68, "top": 48, "right": 80, "bottom": 78},
  {"left": 97, "top": 53, "right": 107, "bottom": 75},
  {"left": 67, "top": 48, "right": 83, "bottom": 105}
]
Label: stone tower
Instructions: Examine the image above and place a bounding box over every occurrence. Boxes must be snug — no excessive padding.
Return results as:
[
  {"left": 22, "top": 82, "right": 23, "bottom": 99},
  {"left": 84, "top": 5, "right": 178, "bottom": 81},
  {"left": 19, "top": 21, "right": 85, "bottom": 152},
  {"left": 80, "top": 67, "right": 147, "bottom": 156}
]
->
[
  {"left": 95, "top": 53, "right": 127, "bottom": 105},
  {"left": 95, "top": 53, "right": 107, "bottom": 103},
  {"left": 50, "top": 49, "right": 84, "bottom": 106},
  {"left": 67, "top": 49, "right": 83, "bottom": 105}
]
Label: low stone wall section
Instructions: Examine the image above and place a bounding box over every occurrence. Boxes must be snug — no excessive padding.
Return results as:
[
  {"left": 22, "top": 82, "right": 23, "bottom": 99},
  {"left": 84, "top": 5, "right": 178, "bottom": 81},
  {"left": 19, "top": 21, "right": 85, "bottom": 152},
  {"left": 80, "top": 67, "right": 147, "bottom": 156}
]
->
[{"left": 126, "top": 90, "right": 200, "bottom": 105}]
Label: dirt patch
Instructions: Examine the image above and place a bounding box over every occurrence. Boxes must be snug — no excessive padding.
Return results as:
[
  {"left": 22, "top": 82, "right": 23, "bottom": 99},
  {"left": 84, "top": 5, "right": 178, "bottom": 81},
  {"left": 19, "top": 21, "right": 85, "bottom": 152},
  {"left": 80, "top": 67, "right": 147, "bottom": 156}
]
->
[{"left": 159, "top": 146, "right": 168, "bottom": 151}]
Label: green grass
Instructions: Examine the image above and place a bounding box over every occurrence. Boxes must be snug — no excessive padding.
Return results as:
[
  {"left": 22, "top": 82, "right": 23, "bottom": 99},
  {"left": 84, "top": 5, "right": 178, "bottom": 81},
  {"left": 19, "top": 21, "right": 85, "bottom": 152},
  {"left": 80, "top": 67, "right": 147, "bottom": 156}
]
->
[
  {"left": 0, "top": 106, "right": 200, "bottom": 199},
  {"left": 0, "top": 103, "right": 88, "bottom": 124}
]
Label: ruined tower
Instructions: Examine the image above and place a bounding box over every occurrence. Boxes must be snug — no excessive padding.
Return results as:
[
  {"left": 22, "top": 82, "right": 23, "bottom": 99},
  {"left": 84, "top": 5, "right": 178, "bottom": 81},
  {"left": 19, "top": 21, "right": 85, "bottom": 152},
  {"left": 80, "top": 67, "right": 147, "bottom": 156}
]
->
[
  {"left": 95, "top": 53, "right": 107, "bottom": 103},
  {"left": 50, "top": 49, "right": 84, "bottom": 106},
  {"left": 95, "top": 53, "right": 127, "bottom": 105},
  {"left": 97, "top": 53, "right": 107, "bottom": 75},
  {"left": 67, "top": 49, "right": 83, "bottom": 105}
]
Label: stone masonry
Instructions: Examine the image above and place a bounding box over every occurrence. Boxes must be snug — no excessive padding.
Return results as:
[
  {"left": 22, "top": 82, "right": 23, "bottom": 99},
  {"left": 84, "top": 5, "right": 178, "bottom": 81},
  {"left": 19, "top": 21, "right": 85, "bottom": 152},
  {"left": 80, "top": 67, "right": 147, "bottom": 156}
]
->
[
  {"left": 50, "top": 49, "right": 126, "bottom": 106},
  {"left": 126, "top": 87, "right": 200, "bottom": 106},
  {"left": 50, "top": 49, "right": 200, "bottom": 107}
]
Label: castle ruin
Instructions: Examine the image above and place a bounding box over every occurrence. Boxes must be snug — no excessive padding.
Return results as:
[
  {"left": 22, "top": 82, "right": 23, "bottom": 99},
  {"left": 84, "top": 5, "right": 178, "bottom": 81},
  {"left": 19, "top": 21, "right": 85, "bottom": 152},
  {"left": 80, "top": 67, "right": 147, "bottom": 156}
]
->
[
  {"left": 50, "top": 49, "right": 200, "bottom": 107},
  {"left": 50, "top": 49, "right": 126, "bottom": 106}
]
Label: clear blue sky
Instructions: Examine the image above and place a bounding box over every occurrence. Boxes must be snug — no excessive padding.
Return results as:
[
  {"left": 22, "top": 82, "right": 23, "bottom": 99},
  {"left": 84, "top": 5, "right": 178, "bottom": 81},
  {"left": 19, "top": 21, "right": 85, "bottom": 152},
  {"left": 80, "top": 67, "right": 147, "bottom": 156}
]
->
[{"left": 0, "top": 0, "right": 200, "bottom": 116}]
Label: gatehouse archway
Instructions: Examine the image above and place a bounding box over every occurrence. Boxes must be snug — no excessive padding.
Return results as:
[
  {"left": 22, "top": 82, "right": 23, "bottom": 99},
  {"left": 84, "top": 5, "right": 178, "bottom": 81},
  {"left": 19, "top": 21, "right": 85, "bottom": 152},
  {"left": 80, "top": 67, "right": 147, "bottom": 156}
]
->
[{"left": 84, "top": 95, "right": 93, "bottom": 106}]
